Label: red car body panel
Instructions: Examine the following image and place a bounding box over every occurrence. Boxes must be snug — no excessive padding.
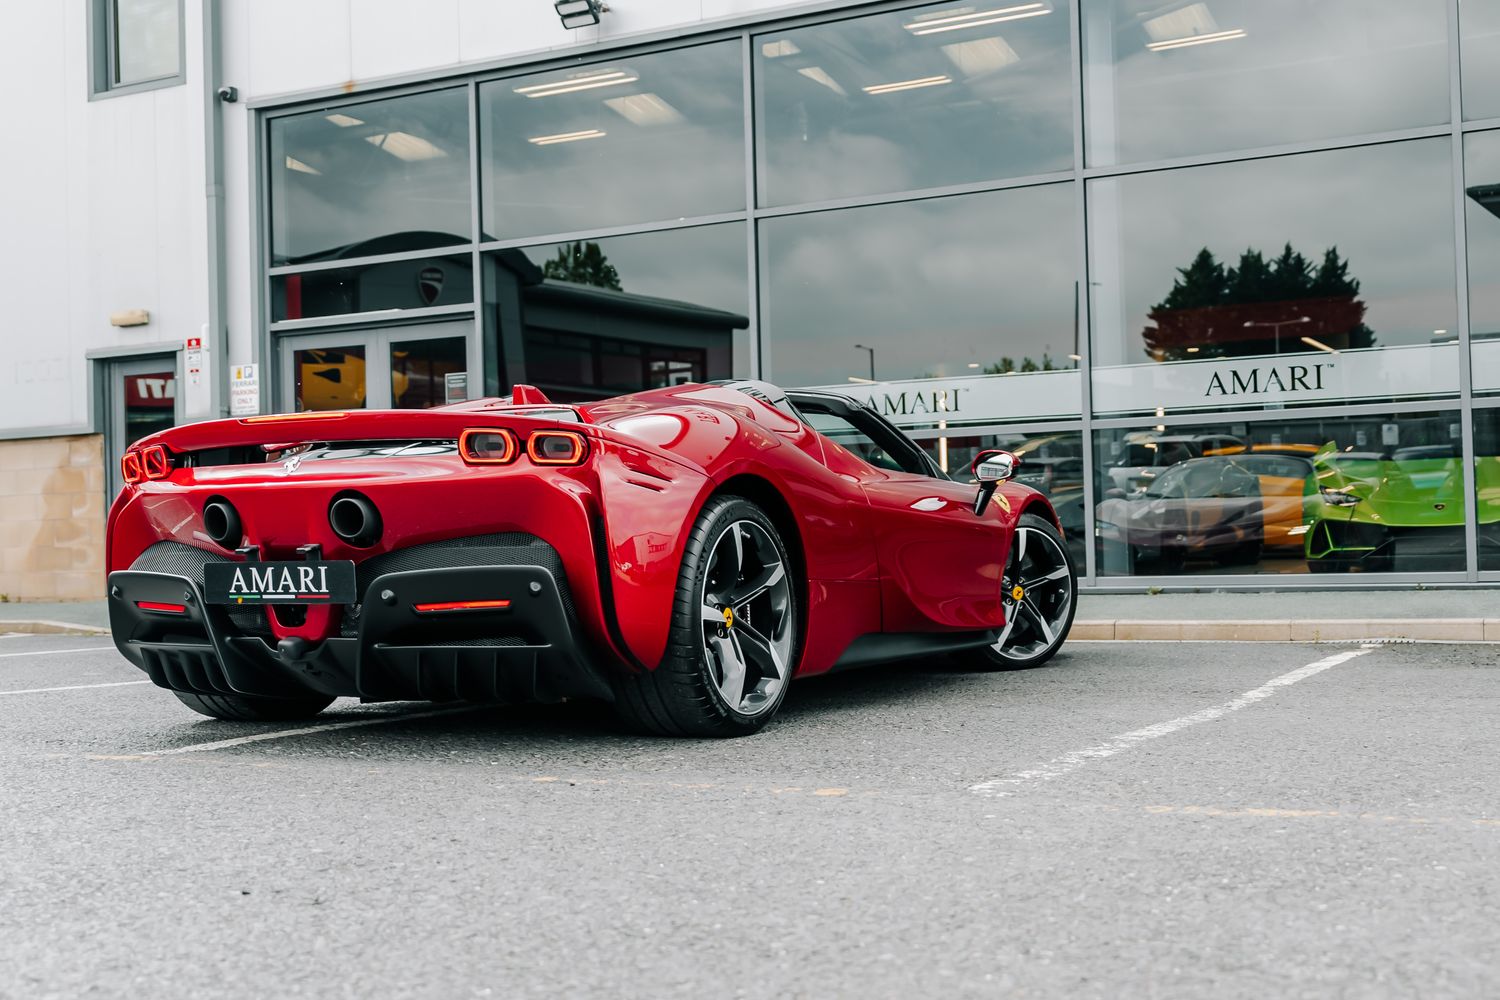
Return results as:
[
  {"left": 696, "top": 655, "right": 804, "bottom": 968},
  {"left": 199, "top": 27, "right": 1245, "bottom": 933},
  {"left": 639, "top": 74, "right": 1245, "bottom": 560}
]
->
[{"left": 107, "top": 384, "right": 1054, "bottom": 681}]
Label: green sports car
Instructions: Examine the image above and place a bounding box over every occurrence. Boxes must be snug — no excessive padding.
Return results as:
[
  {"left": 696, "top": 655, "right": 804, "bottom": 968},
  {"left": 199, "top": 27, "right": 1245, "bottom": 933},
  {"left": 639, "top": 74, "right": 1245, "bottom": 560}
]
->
[{"left": 1303, "top": 442, "right": 1500, "bottom": 572}]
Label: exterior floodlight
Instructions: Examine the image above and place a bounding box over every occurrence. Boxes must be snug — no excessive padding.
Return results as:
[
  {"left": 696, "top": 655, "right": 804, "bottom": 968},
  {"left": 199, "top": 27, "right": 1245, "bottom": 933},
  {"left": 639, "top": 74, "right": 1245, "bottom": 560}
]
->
[{"left": 555, "top": 0, "right": 608, "bottom": 28}]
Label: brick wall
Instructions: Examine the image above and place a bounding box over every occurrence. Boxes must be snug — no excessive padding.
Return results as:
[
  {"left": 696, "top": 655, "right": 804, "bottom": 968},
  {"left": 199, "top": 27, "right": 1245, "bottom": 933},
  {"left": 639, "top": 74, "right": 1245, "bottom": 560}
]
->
[{"left": 0, "top": 435, "right": 107, "bottom": 601}]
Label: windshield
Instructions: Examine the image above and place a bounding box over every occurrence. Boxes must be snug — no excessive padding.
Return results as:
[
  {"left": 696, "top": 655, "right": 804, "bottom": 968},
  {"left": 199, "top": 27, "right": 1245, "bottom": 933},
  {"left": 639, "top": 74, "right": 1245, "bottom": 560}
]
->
[{"left": 1141, "top": 463, "right": 1188, "bottom": 498}]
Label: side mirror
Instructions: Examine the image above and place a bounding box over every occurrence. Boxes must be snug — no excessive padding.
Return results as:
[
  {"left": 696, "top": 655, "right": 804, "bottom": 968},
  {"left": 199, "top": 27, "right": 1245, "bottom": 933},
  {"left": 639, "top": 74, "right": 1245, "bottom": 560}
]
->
[
  {"left": 1104, "top": 487, "right": 1126, "bottom": 500},
  {"left": 973, "top": 449, "right": 1018, "bottom": 483},
  {"left": 971, "top": 449, "right": 1019, "bottom": 516}
]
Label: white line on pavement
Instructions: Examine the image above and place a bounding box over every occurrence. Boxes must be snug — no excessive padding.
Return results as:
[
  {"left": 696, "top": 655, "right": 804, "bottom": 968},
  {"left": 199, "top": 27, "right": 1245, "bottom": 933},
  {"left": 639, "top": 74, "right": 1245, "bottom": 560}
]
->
[
  {"left": 0, "top": 645, "right": 114, "bottom": 659},
  {"left": 970, "top": 646, "right": 1378, "bottom": 798},
  {"left": 0, "top": 680, "right": 151, "bottom": 696},
  {"left": 143, "top": 703, "right": 487, "bottom": 756}
]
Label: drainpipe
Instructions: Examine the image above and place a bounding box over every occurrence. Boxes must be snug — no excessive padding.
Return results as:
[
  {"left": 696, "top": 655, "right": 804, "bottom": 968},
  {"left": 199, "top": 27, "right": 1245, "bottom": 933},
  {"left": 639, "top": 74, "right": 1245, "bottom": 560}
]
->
[{"left": 202, "top": 0, "right": 229, "bottom": 418}]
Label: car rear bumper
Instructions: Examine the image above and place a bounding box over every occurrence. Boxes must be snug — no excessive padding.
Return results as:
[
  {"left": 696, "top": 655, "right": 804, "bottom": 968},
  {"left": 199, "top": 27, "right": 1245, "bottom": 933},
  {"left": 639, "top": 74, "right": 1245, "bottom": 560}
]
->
[{"left": 107, "top": 559, "right": 615, "bottom": 705}]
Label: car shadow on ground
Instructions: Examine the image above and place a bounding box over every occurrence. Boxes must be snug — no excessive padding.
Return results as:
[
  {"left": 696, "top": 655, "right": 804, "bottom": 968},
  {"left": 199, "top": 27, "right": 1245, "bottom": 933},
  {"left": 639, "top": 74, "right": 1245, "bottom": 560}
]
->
[{"left": 163, "top": 648, "right": 1086, "bottom": 754}]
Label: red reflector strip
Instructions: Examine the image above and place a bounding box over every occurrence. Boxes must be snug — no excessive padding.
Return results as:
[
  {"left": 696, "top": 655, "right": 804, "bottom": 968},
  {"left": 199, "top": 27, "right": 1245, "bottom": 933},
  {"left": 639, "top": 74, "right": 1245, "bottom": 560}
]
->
[
  {"left": 412, "top": 599, "right": 513, "bottom": 613},
  {"left": 137, "top": 601, "right": 187, "bottom": 614}
]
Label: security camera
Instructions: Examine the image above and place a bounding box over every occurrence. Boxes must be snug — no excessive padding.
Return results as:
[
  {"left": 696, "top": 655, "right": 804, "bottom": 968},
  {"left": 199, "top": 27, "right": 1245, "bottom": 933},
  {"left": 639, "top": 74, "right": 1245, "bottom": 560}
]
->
[{"left": 217, "top": 85, "right": 239, "bottom": 103}]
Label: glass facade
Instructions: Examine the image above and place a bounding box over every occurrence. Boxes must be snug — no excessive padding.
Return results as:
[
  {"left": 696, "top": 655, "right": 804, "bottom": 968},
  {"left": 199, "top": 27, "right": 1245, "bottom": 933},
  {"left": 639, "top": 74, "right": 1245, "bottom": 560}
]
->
[
  {"left": 260, "top": 0, "right": 1500, "bottom": 585},
  {"left": 1089, "top": 139, "right": 1461, "bottom": 417}
]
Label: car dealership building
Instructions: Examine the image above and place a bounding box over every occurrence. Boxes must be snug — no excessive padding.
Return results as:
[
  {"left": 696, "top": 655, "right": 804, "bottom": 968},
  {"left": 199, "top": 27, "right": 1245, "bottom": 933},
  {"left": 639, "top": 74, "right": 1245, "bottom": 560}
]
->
[{"left": 2, "top": 0, "right": 1498, "bottom": 599}]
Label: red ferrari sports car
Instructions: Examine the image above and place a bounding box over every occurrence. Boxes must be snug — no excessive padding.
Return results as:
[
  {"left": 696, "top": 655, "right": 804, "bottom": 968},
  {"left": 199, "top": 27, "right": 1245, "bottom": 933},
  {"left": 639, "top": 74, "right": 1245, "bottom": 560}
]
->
[{"left": 107, "top": 380, "right": 1076, "bottom": 736}]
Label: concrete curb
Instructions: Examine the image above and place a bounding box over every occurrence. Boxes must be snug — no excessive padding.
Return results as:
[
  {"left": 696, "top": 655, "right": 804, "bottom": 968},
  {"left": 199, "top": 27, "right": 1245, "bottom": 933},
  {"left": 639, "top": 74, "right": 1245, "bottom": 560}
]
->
[
  {"left": 1072, "top": 619, "right": 1500, "bottom": 642},
  {"left": 0, "top": 620, "right": 111, "bottom": 637}
]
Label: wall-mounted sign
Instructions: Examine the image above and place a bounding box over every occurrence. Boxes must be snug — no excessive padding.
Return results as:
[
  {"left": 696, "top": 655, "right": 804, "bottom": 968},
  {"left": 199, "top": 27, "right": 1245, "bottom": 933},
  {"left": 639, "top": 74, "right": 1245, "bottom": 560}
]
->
[
  {"left": 229, "top": 363, "right": 259, "bottom": 417},
  {"left": 807, "top": 368, "right": 1081, "bottom": 428},
  {"left": 806, "top": 340, "right": 1496, "bottom": 429},
  {"left": 444, "top": 371, "right": 468, "bottom": 405},
  {"left": 1092, "top": 343, "right": 1464, "bottom": 416},
  {"left": 185, "top": 336, "right": 204, "bottom": 387}
]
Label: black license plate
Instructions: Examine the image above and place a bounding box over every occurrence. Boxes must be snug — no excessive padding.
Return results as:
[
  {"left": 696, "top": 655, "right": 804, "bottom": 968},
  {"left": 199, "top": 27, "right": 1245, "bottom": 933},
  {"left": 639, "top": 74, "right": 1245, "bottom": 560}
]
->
[{"left": 204, "top": 560, "right": 357, "bottom": 605}]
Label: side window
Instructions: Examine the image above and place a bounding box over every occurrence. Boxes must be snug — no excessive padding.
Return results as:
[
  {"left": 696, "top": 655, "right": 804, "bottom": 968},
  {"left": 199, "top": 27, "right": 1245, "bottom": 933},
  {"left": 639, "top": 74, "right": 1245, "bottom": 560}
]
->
[{"left": 803, "top": 410, "right": 908, "bottom": 473}]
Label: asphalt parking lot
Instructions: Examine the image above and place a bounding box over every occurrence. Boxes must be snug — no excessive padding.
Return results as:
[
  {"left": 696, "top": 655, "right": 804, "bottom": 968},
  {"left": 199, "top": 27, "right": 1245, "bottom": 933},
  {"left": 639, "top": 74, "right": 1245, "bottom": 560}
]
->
[{"left": 3, "top": 633, "right": 1498, "bottom": 999}]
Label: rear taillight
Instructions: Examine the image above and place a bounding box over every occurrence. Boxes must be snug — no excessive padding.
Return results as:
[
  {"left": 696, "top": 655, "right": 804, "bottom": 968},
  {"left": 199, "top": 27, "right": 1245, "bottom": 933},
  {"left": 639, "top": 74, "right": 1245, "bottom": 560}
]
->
[
  {"left": 459, "top": 428, "right": 519, "bottom": 465},
  {"left": 141, "top": 445, "right": 170, "bottom": 479},
  {"left": 527, "top": 430, "right": 588, "bottom": 466},
  {"left": 121, "top": 445, "right": 172, "bottom": 485}
]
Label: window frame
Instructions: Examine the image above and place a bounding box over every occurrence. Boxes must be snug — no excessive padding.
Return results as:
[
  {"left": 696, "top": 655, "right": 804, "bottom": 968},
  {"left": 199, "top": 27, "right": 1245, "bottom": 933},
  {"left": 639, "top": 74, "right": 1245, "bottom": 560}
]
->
[
  {"left": 89, "top": 0, "right": 186, "bottom": 100},
  {"left": 789, "top": 390, "right": 948, "bottom": 480}
]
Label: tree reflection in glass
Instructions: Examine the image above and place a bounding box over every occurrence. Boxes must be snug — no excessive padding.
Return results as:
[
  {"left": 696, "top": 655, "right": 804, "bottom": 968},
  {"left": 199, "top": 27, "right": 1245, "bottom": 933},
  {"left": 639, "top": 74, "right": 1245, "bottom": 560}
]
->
[{"left": 1142, "top": 244, "right": 1373, "bottom": 361}]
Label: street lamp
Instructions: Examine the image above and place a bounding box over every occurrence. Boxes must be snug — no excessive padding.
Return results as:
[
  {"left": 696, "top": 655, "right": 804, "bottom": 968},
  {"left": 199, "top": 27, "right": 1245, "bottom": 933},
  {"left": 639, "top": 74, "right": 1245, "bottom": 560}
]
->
[
  {"left": 854, "top": 344, "right": 876, "bottom": 381},
  {"left": 1243, "top": 315, "right": 1311, "bottom": 356}
]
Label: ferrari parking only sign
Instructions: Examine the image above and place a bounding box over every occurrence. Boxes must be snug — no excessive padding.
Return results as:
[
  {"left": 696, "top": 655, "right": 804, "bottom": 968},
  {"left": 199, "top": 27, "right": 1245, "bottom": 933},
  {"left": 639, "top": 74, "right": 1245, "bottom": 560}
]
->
[{"left": 229, "top": 363, "right": 260, "bottom": 417}]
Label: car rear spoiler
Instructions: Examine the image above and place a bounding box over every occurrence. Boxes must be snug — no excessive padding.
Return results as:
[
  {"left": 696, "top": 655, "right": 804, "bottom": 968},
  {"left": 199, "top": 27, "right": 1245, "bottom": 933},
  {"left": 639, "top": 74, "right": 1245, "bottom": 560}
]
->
[{"left": 128, "top": 407, "right": 590, "bottom": 455}]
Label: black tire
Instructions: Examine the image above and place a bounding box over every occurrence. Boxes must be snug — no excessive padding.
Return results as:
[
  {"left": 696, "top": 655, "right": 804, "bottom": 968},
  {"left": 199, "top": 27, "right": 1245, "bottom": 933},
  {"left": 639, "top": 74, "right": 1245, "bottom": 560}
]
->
[
  {"left": 962, "top": 512, "right": 1077, "bottom": 671},
  {"left": 172, "top": 690, "right": 335, "bottom": 722},
  {"left": 612, "top": 496, "right": 799, "bottom": 738}
]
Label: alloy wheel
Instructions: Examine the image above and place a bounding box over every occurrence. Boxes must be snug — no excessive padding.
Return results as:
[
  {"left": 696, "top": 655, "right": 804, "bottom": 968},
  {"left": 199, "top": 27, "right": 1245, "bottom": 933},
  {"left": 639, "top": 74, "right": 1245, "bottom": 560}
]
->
[
  {"left": 699, "top": 519, "right": 794, "bottom": 716},
  {"left": 994, "top": 524, "right": 1074, "bottom": 661}
]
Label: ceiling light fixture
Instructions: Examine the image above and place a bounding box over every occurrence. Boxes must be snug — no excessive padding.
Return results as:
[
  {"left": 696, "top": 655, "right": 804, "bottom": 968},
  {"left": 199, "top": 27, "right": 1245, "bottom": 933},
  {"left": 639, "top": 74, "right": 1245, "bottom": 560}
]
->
[
  {"left": 863, "top": 74, "right": 952, "bottom": 95},
  {"left": 325, "top": 113, "right": 365, "bottom": 127},
  {"left": 905, "top": 3, "right": 1049, "bottom": 35},
  {"left": 285, "top": 155, "right": 321, "bottom": 175},
  {"left": 555, "top": 0, "right": 608, "bottom": 29},
  {"left": 1147, "top": 28, "right": 1247, "bottom": 52},
  {"left": 527, "top": 128, "right": 607, "bottom": 146},
  {"left": 1300, "top": 336, "right": 1339, "bottom": 355},
  {"left": 604, "top": 93, "right": 684, "bottom": 126},
  {"left": 761, "top": 39, "right": 801, "bottom": 58},
  {"left": 941, "top": 35, "right": 1020, "bottom": 75},
  {"left": 514, "top": 69, "right": 638, "bottom": 99},
  {"left": 797, "top": 66, "right": 848, "bottom": 95},
  {"left": 364, "top": 131, "right": 447, "bottom": 161}
]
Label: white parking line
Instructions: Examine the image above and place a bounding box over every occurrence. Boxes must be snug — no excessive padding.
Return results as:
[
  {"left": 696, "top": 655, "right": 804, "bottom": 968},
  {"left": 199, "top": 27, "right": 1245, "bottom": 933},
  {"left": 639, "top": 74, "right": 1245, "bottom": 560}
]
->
[
  {"left": 144, "top": 703, "right": 487, "bottom": 756},
  {"left": 0, "top": 646, "right": 114, "bottom": 659},
  {"left": 0, "top": 680, "right": 150, "bottom": 696},
  {"left": 970, "top": 646, "right": 1377, "bottom": 798}
]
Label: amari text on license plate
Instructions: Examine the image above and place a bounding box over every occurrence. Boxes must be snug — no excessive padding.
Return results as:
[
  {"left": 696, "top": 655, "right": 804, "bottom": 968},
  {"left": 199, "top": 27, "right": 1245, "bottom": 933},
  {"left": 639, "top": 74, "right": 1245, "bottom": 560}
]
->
[{"left": 203, "top": 560, "right": 357, "bottom": 605}]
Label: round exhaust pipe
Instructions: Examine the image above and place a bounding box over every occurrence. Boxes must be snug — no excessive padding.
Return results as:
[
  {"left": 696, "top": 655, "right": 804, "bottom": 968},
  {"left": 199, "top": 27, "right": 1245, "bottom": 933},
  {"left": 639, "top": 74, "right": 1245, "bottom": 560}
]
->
[
  {"left": 202, "top": 498, "right": 243, "bottom": 548},
  {"left": 329, "top": 492, "right": 382, "bottom": 548}
]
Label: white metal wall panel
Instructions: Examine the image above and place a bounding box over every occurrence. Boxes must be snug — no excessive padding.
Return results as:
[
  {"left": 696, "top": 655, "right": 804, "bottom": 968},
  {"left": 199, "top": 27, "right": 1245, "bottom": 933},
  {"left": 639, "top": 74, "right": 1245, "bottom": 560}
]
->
[
  {"left": 597, "top": 0, "right": 706, "bottom": 39},
  {"left": 0, "top": 0, "right": 211, "bottom": 436},
  {"left": 456, "top": 0, "right": 596, "bottom": 65},
  {"left": 245, "top": 0, "right": 354, "bottom": 98},
  {"left": 351, "top": 0, "right": 462, "bottom": 81}
]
